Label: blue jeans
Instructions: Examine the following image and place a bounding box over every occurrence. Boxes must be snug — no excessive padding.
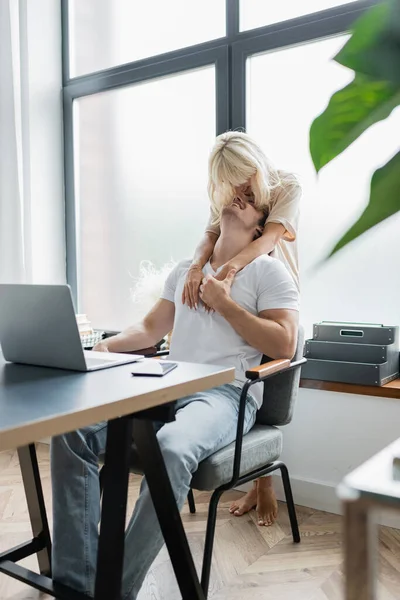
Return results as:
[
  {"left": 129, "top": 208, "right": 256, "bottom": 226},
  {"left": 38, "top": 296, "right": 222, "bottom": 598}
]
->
[{"left": 50, "top": 384, "right": 257, "bottom": 599}]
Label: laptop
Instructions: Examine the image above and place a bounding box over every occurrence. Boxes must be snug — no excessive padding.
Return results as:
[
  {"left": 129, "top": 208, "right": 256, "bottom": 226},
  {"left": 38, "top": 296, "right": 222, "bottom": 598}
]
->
[{"left": 0, "top": 284, "right": 144, "bottom": 371}]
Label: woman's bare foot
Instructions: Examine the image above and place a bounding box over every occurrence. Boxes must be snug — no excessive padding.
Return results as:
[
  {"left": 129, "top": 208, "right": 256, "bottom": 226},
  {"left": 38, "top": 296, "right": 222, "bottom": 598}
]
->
[
  {"left": 256, "top": 476, "right": 278, "bottom": 526},
  {"left": 229, "top": 481, "right": 257, "bottom": 516}
]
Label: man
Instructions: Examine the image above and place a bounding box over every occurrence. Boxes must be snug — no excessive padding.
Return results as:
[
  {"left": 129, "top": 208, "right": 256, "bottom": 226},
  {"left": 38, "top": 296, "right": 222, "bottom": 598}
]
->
[{"left": 51, "top": 192, "right": 299, "bottom": 599}]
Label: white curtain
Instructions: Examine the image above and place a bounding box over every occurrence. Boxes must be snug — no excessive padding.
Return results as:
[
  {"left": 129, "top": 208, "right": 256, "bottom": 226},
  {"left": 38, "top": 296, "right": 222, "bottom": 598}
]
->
[
  {"left": 0, "top": 0, "right": 32, "bottom": 283},
  {"left": 0, "top": 0, "right": 65, "bottom": 285}
]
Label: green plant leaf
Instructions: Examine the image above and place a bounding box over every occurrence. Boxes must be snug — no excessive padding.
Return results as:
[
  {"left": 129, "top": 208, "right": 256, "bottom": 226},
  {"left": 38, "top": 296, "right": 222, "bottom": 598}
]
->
[
  {"left": 329, "top": 150, "right": 400, "bottom": 256},
  {"left": 334, "top": 2, "right": 389, "bottom": 70},
  {"left": 310, "top": 75, "right": 400, "bottom": 172},
  {"left": 335, "top": 0, "right": 400, "bottom": 86}
]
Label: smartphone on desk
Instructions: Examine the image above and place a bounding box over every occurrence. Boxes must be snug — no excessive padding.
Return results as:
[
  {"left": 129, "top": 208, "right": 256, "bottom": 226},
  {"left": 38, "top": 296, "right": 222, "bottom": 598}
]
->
[{"left": 131, "top": 360, "right": 178, "bottom": 377}]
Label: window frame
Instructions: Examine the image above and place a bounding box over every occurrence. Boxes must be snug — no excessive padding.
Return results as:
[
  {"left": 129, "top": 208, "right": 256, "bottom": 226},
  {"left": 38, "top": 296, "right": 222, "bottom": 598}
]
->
[{"left": 61, "top": 0, "right": 379, "bottom": 306}]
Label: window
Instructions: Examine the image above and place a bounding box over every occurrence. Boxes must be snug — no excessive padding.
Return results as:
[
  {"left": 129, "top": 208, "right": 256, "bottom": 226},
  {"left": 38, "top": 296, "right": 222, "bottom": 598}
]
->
[
  {"left": 74, "top": 67, "right": 216, "bottom": 329},
  {"left": 69, "top": 0, "right": 225, "bottom": 77},
  {"left": 240, "top": 0, "right": 359, "bottom": 31},
  {"left": 247, "top": 37, "right": 400, "bottom": 331},
  {"left": 63, "top": 1, "right": 381, "bottom": 328}
]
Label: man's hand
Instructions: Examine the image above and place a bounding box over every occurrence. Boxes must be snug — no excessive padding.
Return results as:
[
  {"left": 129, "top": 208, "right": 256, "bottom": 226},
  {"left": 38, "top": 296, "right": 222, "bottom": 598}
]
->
[
  {"left": 199, "top": 269, "right": 236, "bottom": 313},
  {"left": 214, "top": 263, "right": 238, "bottom": 282},
  {"left": 182, "top": 264, "right": 203, "bottom": 310},
  {"left": 93, "top": 340, "right": 110, "bottom": 352}
]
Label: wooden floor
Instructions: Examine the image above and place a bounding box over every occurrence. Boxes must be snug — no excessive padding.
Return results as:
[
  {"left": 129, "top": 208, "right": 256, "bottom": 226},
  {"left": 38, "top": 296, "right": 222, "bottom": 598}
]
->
[{"left": 1, "top": 445, "right": 400, "bottom": 599}]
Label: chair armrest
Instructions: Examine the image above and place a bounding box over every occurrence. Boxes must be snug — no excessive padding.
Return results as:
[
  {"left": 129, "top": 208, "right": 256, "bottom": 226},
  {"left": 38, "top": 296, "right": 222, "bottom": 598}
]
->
[
  {"left": 245, "top": 358, "right": 291, "bottom": 380},
  {"left": 101, "top": 330, "right": 121, "bottom": 339},
  {"left": 246, "top": 357, "right": 307, "bottom": 382}
]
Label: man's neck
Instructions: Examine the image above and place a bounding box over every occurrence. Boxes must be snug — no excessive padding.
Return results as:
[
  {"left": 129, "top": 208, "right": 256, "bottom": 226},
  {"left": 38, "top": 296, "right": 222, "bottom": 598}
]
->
[{"left": 211, "top": 226, "right": 253, "bottom": 270}]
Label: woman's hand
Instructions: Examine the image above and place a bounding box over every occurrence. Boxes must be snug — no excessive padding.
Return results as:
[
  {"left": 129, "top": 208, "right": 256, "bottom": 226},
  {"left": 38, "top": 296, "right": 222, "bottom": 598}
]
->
[{"left": 182, "top": 263, "right": 203, "bottom": 309}]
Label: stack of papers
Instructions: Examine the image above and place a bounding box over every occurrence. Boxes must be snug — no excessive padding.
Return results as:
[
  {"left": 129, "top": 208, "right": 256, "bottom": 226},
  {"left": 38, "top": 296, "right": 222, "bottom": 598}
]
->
[{"left": 76, "top": 314, "right": 93, "bottom": 336}]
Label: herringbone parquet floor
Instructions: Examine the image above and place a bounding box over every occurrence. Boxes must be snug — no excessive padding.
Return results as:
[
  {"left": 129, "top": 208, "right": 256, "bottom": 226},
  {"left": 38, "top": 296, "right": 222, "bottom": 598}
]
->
[{"left": 1, "top": 444, "right": 400, "bottom": 599}]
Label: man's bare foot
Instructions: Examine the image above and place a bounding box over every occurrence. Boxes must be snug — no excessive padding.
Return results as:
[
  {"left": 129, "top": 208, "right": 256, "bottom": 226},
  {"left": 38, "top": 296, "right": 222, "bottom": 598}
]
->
[
  {"left": 229, "top": 481, "right": 257, "bottom": 516},
  {"left": 256, "top": 476, "right": 278, "bottom": 526}
]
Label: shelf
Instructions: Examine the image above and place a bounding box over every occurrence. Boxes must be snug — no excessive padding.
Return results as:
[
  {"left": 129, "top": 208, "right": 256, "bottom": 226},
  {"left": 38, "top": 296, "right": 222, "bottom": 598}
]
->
[{"left": 300, "top": 378, "right": 400, "bottom": 399}]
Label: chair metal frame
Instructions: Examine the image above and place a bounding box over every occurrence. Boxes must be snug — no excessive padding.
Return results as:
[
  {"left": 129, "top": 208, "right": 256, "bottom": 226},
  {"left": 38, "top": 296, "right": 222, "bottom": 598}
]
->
[{"left": 188, "top": 357, "right": 306, "bottom": 595}]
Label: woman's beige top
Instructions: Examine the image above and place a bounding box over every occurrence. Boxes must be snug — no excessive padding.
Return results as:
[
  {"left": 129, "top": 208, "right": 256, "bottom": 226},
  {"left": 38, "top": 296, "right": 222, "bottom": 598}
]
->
[{"left": 206, "top": 186, "right": 301, "bottom": 290}]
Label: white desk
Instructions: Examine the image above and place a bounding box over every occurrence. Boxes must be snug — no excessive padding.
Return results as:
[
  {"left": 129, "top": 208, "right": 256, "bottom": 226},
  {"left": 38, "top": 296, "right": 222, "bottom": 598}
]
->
[{"left": 338, "top": 438, "right": 400, "bottom": 600}]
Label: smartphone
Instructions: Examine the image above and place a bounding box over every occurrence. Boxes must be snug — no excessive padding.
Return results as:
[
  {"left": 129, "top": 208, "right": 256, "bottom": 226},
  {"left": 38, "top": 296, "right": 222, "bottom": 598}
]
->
[{"left": 131, "top": 360, "right": 178, "bottom": 377}]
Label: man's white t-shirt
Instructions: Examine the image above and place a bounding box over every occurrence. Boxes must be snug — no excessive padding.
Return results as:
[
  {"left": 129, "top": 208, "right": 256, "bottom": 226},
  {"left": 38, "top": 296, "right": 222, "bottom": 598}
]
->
[{"left": 161, "top": 256, "right": 299, "bottom": 409}]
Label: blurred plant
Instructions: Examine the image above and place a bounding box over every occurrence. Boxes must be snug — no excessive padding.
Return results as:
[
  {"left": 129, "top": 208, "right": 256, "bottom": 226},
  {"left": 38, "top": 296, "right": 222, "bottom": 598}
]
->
[{"left": 309, "top": 0, "right": 400, "bottom": 256}]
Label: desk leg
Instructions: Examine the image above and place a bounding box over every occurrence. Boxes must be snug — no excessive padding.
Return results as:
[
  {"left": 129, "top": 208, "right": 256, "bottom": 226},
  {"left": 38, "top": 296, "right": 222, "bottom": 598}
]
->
[
  {"left": 133, "top": 418, "right": 206, "bottom": 600},
  {"left": 344, "top": 501, "right": 377, "bottom": 600},
  {"left": 18, "top": 445, "right": 52, "bottom": 576},
  {"left": 94, "top": 417, "right": 133, "bottom": 600}
]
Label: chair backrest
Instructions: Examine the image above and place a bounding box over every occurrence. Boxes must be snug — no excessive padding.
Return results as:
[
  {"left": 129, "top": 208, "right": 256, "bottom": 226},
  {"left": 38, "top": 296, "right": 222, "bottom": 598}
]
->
[{"left": 256, "top": 325, "right": 305, "bottom": 426}]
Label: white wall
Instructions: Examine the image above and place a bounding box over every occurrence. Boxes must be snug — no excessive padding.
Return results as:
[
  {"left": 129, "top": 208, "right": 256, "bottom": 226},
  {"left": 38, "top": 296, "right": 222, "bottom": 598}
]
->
[
  {"left": 280, "top": 105, "right": 400, "bottom": 525},
  {"left": 240, "top": 389, "right": 400, "bottom": 528},
  {"left": 26, "top": 0, "right": 65, "bottom": 283},
  {"left": 281, "top": 388, "right": 400, "bottom": 491},
  {"left": 246, "top": 36, "right": 400, "bottom": 528}
]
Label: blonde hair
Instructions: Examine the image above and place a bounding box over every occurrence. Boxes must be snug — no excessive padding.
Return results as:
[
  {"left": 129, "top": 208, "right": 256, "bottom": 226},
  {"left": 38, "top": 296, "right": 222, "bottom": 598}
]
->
[{"left": 208, "top": 131, "right": 300, "bottom": 224}]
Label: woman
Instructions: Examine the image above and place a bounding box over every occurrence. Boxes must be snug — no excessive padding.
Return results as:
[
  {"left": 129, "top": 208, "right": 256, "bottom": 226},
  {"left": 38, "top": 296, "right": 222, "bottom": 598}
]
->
[{"left": 182, "top": 131, "right": 301, "bottom": 527}]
